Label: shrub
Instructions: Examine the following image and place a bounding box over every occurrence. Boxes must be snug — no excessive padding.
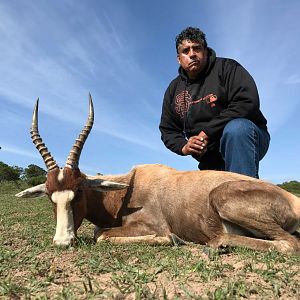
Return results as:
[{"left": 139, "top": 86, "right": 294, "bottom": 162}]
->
[
  {"left": 277, "top": 181, "right": 300, "bottom": 195},
  {"left": 0, "top": 162, "right": 22, "bottom": 182}
]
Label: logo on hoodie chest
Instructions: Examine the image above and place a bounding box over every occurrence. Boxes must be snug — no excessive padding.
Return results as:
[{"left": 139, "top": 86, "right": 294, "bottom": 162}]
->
[{"left": 175, "top": 91, "right": 217, "bottom": 118}]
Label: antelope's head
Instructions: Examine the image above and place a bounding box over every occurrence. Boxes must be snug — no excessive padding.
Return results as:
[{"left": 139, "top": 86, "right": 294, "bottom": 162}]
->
[{"left": 16, "top": 95, "right": 127, "bottom": 246}]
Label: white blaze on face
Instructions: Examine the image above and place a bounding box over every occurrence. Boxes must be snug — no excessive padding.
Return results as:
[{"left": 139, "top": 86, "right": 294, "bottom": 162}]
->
[
  {"left": 51, "top": 190, "right": 75, "bottom": 246},
  {"left": 57, "top": 168, "right": 64, "bottom": 183}
]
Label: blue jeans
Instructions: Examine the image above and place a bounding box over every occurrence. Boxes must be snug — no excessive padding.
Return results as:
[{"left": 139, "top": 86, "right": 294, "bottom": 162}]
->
[{"left": 198, "top": 118, "right": 270, "bottom": 178}]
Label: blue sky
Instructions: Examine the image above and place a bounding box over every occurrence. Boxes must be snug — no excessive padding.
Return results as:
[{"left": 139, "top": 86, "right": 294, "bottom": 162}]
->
[{"left": 1, "top": 0, "right": 300, "bottom": 183}]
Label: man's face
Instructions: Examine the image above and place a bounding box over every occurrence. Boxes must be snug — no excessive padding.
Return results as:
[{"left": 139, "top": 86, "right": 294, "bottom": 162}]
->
[{"left": 177, "top": 40, "right": 208, "bottom": 80}]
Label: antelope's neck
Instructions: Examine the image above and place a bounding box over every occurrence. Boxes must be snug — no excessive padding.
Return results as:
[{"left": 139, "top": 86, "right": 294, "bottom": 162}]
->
[{"left": 86, "top": 173, "right": 131, "bottom": 228}]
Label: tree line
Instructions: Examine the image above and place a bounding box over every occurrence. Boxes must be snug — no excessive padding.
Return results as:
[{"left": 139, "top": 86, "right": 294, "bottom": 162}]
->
[
  {"left": 1, "top": 160, "right": 300, "bottom": 194},
  {"left": 277, "top": 181, "right": 300, "bottom": 195},
  {"left": 0, "top": 161, "right": 46, "bottom": 186}
]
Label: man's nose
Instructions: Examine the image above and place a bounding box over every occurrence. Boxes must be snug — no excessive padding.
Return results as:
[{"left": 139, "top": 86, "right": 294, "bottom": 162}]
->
[{"left": 189, "top": 50, "right": 197, "bottom": 58}]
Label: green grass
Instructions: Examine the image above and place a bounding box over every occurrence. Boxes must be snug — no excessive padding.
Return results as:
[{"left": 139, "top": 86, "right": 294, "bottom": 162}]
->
[{"left": 0, "top": 181, "right": 299, "bottom": 299}]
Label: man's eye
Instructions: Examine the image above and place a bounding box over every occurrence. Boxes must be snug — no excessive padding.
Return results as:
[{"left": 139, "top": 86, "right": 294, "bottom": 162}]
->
[
  {"left": 193, "top": 46, "right": 202, "bottom": 52},
  {"left": 182, "top": 49, "right": 189, "bottom": 54}
]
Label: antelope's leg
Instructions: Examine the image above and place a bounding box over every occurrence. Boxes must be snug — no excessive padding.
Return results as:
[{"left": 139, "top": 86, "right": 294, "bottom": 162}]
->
[
  {"left": 98, "top": 234, "right": 172, "bottom": 245},
  {"left": 207, "top": 233, "right": 299, "bottom": 253},
  {"left": 94, "top": 225, "right": 173, "bottom": 245},
  {"left": 209, "top": 180, "right": 300, "bottom": 253}
]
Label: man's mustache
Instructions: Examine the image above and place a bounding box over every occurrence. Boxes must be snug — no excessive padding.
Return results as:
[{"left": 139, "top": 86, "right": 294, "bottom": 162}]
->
[{"left": 189, "top": 60, "right": 200, "bottom": 66}]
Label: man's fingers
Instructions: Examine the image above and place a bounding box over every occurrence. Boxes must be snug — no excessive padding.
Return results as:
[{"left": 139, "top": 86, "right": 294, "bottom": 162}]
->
[
  {"left": 182, "top": 135, "right": 209, "bottom": 156},
  {"left": 189, "top": 146, "right": 206, "bottom": 155},
  {"left": 187, "top": 143, "right": 206, "bottom": 154},
  {"left": 190, "top": 144, "right": 204, "bottom": 151},
  {"left": 189, "top": 138, "right": 206, "bottom": 148}
]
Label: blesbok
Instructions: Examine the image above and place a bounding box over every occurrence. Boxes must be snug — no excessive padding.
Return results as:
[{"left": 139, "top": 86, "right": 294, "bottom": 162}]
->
[{"left": 16, "top": 96, "right": 300, "bottom": 253}]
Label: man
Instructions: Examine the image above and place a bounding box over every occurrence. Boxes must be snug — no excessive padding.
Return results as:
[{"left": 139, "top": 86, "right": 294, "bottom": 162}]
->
[{"left": 159, "top": 27, "right": 270, "bottom": 178}]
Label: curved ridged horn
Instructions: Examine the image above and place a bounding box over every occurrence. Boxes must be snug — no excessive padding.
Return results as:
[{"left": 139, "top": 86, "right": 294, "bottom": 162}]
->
[
  {"left": 65, "top": 94, "right": 94, "bottom": 169},
  {"left": 31, "top": 98, "right": 58, "bottom": 171}
]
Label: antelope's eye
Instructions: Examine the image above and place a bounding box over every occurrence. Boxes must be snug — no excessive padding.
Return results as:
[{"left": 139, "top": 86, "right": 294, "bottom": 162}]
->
[{"left": 71, "top": 189, "right": 82, "bottom": 202}]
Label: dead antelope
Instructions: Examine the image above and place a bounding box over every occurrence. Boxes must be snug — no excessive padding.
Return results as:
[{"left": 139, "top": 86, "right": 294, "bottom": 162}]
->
[{"left": 16, "top": 96, "right": 300, "bottom": 253}]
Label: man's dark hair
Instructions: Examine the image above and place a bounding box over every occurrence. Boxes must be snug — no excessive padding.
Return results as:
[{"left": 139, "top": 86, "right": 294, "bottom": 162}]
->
[{"left": 175, "top": 27, "right": 207, "bottom": 53}]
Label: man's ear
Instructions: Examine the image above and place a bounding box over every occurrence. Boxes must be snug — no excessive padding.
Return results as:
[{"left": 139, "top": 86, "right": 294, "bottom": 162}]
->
[
  {"left": 15, "top": 184, "right": 47, "bottom": 198},
  {"left": 177, "top": 54, "right": 181, "bottom": 65}
]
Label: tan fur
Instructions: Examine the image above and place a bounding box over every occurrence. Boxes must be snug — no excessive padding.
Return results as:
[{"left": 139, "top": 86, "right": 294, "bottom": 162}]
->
[
  {"left": 83, "top": 164, "right": 300, "bottom": 253},
  {"left": 96, "top": 234, "right": 172, "bottom": 245}
]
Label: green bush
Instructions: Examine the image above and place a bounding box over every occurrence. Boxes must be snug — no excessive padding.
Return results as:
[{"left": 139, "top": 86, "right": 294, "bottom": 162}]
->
[
  {"left": 0, "top": 162, "right": 22, "bottom": 182},
  {"left": 22, "top": 164, "right": 46, "bottom": 183},
  {"left": 278, "top": 181, "right": 300, "bottom": 195},
  {"left": 26, "top": 175, "right": 46, "bottom": 187},
  {"left": 0, "top": 161, "right": 46, "bottom": 185}
]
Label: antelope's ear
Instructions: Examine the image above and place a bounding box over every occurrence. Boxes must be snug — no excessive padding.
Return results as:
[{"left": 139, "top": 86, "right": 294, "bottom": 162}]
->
[
  {"left": 85, "top": 178, "right": 128, "bottom": 192},
  {"left": 15, "top": 183, "right": 47, "bottom": 198}
]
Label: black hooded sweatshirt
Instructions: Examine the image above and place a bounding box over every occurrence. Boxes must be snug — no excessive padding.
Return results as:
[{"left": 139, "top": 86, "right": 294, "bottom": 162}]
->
[{"left": 159, "top": 48, "right": 268, "bottom": 156}]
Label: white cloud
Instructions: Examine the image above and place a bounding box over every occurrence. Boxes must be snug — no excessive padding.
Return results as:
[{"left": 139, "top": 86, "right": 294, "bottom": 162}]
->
[
  {"left": 0, "top": 2, "right": 162, "bottom": 153},
  {"left": 285, "top": 74, "right": 300, "bottom": 85},
  {"left": 1, "top": 144, "right": 38, "bottom": 159}
]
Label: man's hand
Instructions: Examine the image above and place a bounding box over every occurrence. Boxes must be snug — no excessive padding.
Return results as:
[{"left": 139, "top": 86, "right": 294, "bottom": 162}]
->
[{"left": 182, "top": 131, "right": 208, "bottom": 156}]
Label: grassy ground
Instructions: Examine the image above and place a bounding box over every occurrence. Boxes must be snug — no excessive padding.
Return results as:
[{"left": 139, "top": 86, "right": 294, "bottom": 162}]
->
[{"left": 0, "top": 181, "right": 299, "bottom": 299}]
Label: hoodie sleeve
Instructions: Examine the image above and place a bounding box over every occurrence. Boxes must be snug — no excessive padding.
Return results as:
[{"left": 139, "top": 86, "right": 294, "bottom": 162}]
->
[
  {"left": 159, "top": 83, "right": 187, "bottom": 155},
  {"left": 202, "top": 60, "right": 260, "bottom": 138}
]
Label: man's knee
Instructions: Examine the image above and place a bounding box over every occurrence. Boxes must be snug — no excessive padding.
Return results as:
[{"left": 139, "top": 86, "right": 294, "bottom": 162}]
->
[{"left": 222, "top": 118, "right": 254, "bottom": 141}]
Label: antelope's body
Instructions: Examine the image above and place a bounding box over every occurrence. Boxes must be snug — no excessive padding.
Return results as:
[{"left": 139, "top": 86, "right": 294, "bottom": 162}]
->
[
  {"left": 16, "top": 97, "right": 300, "bottom": 253},
  {"left": 89, "top": 164, "right": 300, "bottom": 252}
]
